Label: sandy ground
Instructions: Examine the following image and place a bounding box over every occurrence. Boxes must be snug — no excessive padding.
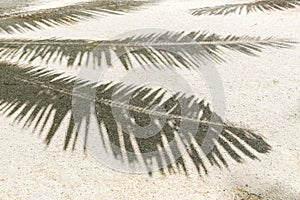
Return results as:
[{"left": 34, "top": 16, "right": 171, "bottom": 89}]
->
[{"left": 0, "top": 0, "right": 299, "bottom": 199}]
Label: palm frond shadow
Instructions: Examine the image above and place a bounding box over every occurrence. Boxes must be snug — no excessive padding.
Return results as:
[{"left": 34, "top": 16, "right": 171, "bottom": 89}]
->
[
  {"left": 0, "top": 62, "right": 271, "bottom": 175},
  {"left": 190, "top": 0, "right": 300, "bottom": 16},
  {"left": 0, "top": 31, "right": 294, "bottom": 69},
  {"left": 0, "top": 0, "right": 157, "bottom": 34}
]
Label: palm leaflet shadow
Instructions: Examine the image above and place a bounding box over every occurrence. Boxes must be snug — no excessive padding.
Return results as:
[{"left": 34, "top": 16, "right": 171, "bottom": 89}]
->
[
  {"left": 0, "top": 0, "right": 158, "bottom": 34},
  {"left": 0, "top": 62, "right": 271, "bottom": 175},
  {"left": 189, "top": 0, "right": 300, "bottom": 16},
  {"left": 0, "top": 31, "right": 294, "bottom": 69}
]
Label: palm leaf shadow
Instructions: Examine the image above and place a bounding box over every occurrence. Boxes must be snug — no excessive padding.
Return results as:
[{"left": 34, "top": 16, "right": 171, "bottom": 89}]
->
[
  {"left": 0, "top": 0, "right": 158, "bottom": 34},
  {"left": 0, "top": 62, "right": 271, "bottom": 175},
  {"left": 190, "top": 0, "right": 300, "bottom": 16},
  {"left": 0, "top": 31, "right": 294, "bottom": 70}
]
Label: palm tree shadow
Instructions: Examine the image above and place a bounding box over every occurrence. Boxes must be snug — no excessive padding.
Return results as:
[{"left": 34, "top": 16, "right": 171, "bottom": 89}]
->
[
  {"left": 92, "top": 84, "right": 270, "bottom": 175},
  {"left": 0, "top": 31, "right": 294, "bottom": 70},
  {"left": 189, "top": 0, "right": 300, "bottom": 16},
  {"left": 0, "top": 62, "right": 271, "bottom": 175},
  {"left": 0, "top": 0, "right": 158, "bottom": 34}
]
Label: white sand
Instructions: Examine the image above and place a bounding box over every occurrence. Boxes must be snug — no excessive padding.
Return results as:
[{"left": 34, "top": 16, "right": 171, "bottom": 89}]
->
[{"left": 0, "top": 0, "right": 299, "bottom": 199}]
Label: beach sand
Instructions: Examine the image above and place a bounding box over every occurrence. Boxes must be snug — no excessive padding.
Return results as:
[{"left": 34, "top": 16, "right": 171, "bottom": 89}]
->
[{"left": 0, "top": 0, "right": 299, "bottom": 199}]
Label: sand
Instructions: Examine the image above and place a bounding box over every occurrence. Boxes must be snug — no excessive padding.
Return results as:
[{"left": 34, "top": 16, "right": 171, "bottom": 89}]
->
[{"left": 0, "top": 0, "right": 299, "bottom": 199}]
